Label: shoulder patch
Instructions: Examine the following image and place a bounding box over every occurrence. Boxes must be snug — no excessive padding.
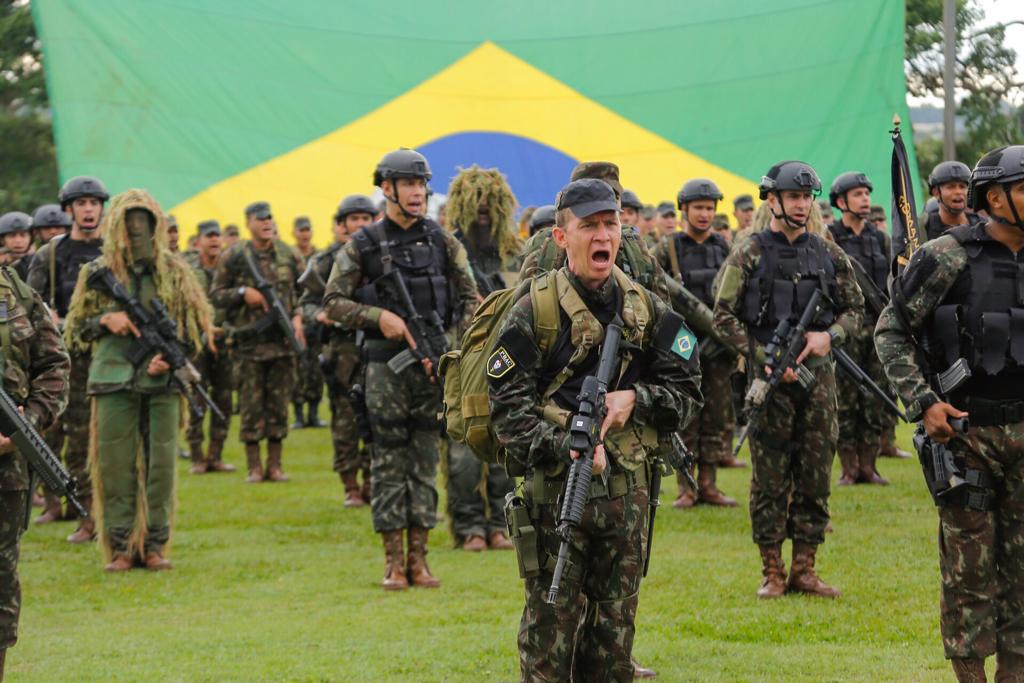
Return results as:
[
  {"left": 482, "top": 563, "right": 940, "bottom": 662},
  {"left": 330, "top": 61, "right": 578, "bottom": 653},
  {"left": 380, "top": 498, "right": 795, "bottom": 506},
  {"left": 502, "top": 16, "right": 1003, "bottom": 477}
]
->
[
  {"left": 487, "top": 346, "right": 516, "bottom": 379},
  {"left": 672, "top": 324, "right": 697, "bottom": 360},
  {"left": 652, "top": 310, "right": 696, "bottom": 360}
]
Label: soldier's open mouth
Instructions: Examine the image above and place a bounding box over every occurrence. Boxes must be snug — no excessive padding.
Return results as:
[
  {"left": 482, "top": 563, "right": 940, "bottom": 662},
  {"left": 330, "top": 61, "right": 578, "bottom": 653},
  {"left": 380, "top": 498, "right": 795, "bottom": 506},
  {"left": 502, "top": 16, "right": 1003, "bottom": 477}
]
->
[{"left": 592, "top": 249, "right": 611, "bottom": 265}]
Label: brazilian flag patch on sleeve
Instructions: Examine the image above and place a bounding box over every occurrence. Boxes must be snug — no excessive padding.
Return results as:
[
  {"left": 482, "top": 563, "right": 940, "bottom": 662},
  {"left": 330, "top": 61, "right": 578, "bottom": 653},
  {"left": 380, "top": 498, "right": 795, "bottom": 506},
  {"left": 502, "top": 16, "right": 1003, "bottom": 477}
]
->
[
  {"left": 672, "top": 324, "right": 697, "bottom": 361},
  {"left": 487, "top": 347, "right": 516, "bottom": 379}
]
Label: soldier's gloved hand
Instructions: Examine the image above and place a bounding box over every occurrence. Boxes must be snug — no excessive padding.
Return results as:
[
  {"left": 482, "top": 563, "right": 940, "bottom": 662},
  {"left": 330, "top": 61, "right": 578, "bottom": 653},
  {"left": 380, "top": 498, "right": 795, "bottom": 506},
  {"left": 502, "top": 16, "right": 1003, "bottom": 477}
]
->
[
  {"left": 101, "top": 311, "right": 140, "bottom": 337},
  {"left": 570, "top": 444, "right": 607, "bottom": 475},
  {"left": 601, "top": 390, "right": 637, "bottom": 436},
  {"left": 923, "top": 402, "right": 968, "bottom": 444},
  {"left": 146, "top": 353, "right": 171, "bottom": 377},
  {"left": 796, "top": 331, "right": 831, "bottom": 364},
  {"left": 242, "top": 286, "right": 269, "bottom": 311}
]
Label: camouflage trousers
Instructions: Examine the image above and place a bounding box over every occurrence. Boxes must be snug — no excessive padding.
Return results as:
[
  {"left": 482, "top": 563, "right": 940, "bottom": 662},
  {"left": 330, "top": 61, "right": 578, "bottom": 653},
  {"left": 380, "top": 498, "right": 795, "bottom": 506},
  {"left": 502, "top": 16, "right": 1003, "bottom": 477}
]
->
[
  {"left": 43, "top": 351, "right": 91, "bottom": 495},
  {"left": 326, "top": 340, "right": 368, "bottom": 477},
  {"left": 682, "top": 352, "right": 735, "bottom": 465},
  {"left": 937, "top": 422, "right": 1024, "bottom": 659},
  {"left": 185, "top": 346, "right": 233, "bottom": 447},
  {"left": 447, "top": 441, "right": 513, "bottom": 539},
  {"left": 95, "top": 391, "right": 178, "bottom": 556},
  {"left": 237, "top": 354, "right": 295, "bottom": 443},
  {"left": 291, "top": 336, "right": 324, "bottom": 406},
  {"left": 364, "top": 352, "right": 440, "bottom": 533},
  {"left": 519, "top": 471, "right": 649, "bottom": 682},
  {"left": 0, "top": 490, "right": 26, "bottom": 649},
  {"left": 749, "top": 362, "right": 837, "bottom": 546},
  {"left": 836, "top": 326, "right": 886, "bottom": 449}
]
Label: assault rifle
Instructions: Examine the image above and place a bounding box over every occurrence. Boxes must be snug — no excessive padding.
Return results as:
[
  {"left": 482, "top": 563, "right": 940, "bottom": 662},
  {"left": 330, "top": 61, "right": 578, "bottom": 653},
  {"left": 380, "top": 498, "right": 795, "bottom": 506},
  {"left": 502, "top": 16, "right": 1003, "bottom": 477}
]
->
[
  {"left": 734, "top": 289, "right": 827, "bottom": 456},
  {"left": 914, "top": 417, "right": 970, "bottom": 502},
  {"left": 547, "top": 318, "right": 623, "bottom": 604},
  {"left": 848, "top": 257, "right": 889, "bottom": 321},
  {"left": 86, "top": 267, "right": 225, "bottom": 422},
  {"left": 0, "top": 385, "right": 88, "bottom": 520},
  {"left": 470, "top": 264, "right": 507, "bottom": 298},
  {"left": 832, "top": 348, "right": 909, "bottom": 423},
  {"left": 644, "top": 432, "right": 697, "bottom": 577},
  {"left": 241, "top": 247, "right": 304, "bottom": 355},
  {"left": 376, "top": 269, "right": 450, "bottom": 377}
]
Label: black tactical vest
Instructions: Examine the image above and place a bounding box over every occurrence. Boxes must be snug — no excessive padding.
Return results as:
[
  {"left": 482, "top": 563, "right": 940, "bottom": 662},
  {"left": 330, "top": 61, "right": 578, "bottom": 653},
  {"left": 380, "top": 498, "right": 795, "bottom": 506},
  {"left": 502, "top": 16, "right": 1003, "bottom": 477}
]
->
[
  {"left": 827, "top": 220, "right": 888, "bottom": 320},
  {"left": 928, "top": 224, "right": 1024, "bottom": 400},
  {"left": 740, "top": 230, "right": 838, "bottom": 344},
  {"left": 924, "top": 209, "right": 983, "bottom": 243},
  {"left": 353, "top": 218, "right": 455, "bottom": 333},
  {"left": 53, "top": 235, "right": 102, "bottom": 317},
  {"left": 670, "top": 231, "right": 729, "bottom": 307}
]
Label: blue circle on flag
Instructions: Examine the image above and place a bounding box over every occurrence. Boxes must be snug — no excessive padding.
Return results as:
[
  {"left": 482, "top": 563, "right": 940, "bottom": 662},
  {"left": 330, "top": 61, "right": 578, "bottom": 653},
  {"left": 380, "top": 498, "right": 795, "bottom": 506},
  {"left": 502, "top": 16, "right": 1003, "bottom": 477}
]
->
[{"left": 419, "top": 132, "right": 578, "bottom": 213}]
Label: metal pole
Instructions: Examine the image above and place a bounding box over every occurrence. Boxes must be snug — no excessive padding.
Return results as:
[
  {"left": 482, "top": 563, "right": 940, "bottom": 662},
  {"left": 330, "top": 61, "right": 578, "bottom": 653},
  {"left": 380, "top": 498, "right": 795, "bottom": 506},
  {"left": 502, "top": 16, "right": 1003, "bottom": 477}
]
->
[{"left": 943, "top": 0, "right": 957, "bottom": 160}]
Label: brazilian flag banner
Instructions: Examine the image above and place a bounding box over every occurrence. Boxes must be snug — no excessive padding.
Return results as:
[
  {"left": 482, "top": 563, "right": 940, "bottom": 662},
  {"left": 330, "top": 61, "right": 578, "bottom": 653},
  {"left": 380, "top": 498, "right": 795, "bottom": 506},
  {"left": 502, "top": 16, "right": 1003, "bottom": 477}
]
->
[{"left": 34, "top": 0, "right": 914, "bottom": 243}]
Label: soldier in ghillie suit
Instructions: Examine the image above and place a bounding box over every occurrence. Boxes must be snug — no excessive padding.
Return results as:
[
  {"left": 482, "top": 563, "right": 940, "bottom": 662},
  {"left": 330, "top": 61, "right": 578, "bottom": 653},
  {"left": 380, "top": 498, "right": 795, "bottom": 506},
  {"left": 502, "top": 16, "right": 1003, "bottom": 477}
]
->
[
  {"left": 0, "top": 265, "right": 70, "bottom": 679},
  {"left": 444, "top": 165, "right": 520, "bottom": 551},
  {"left": 875, "top": 145, "right": 1024, "bottom": 682},
  {"left": 64, "top": 189, "right": 213, "bottom": 571},
  {"left": 490, "top": 179, "right": 702, "bottom": 681}
]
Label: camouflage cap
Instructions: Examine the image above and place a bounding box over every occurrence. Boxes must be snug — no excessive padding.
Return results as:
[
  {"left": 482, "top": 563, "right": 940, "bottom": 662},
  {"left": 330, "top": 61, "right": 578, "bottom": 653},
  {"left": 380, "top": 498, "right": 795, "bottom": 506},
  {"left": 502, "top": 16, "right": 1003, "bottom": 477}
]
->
[
  {"left": 224, "top": 223, "right": 240, "bottom": 237},
  {"left": 556, "top": 179, "right": 619, "bottom": 219},
  {"left": 656, "top": 201, "right": 676, "bottom": 216},
  {"left": 245, "top": 201, "right": 272, "bottom": 219},
  {"left": 570, "top": 162, "right": 623, "bottom": 196},
  {"left": 165, "top": 214, "right": 178, "bottom": 229},
  {"left": 711, "top": 214, "right": 730, "bottom": 230},
  {"left": 198, "top": 220, "right": 221, "bottom": 236},
  {"left": 733, "top": 194, "right": 754, "bottom": 210},
  {"left": 294, "top": 216, "right": 312, "bottom": 230}
]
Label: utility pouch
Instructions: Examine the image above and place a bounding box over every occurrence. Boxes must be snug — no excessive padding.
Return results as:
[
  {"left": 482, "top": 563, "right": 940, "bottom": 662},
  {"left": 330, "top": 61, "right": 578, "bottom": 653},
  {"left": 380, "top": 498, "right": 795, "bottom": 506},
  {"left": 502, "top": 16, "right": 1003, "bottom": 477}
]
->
[
  {"left": 937, "top": 358, "right": 972, "bottom": 395},
  {"left": 505, "top": 491, "right": 539, "bottom": 579},
  {"left": 795, "top": 363, "right": 815, "bottom": 390}
]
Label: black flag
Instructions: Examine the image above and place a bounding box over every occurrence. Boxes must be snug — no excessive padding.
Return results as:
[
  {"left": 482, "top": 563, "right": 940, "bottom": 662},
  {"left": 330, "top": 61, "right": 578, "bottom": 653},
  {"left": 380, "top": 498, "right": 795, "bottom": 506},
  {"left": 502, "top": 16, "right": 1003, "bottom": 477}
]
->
[{"left": 890, "top": 114, "right": 922, "bottom": 276}]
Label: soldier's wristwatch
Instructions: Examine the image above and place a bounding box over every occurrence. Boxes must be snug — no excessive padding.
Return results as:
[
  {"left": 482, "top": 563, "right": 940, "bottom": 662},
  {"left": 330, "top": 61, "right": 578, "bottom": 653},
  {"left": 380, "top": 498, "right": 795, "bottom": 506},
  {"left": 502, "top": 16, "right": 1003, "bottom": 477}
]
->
[{"left": 237, "top": 286, "right": 246, "bottom": 298}]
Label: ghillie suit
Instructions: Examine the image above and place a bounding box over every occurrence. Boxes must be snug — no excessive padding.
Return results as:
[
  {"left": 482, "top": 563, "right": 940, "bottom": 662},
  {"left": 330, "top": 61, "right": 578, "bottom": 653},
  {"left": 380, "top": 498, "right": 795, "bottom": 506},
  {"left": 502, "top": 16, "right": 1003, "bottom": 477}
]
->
[{"left": 446, "top": 165, "right": 523, "bottom": 274}]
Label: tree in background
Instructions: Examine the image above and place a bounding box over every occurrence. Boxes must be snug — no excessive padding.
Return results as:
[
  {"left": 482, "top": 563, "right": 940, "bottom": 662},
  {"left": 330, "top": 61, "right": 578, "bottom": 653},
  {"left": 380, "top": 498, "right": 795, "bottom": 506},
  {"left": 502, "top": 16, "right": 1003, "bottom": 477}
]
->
[
  {"left": 906, "top": 0, "right": 1024, "bottom": 185},
  {"left": 0, "top": 0, "right": 58, "bottom": 211}
]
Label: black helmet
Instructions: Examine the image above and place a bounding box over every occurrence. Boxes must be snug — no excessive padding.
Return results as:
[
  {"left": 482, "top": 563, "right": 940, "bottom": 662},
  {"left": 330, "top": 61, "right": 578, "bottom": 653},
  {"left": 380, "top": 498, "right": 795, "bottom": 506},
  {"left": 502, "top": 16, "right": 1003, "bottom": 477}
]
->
[
  {"left": 758, "top": 161, "right": 821, "bottom": 200},
  {"left": 335, "top": 194, "right": 378, "bottom": 221},
  {"left": 620, "top": 190, "right": 642, "bottom": 211},
  {"left": 529, "top": 205, "right": 556, "bottom": 233},
  {"left": 928, "top": 161, "right": 971, "bottom": 190},
  {"left": 677, "top": 178, "right": 723, "bottom": 209},
  {"left": 0, "top": 211, "right": 33, "bottom": 237},
  {"left": 828, "top": 171, "right": 873, "bottom": 209},
  {"left": 373, "top": 149, "right": 432, "bottom": 187},
  {"left": 58, "top": 175, "right": 110, "bottom": 207},
  {"left": 968, "top": 145, "right": 1024, "bottom": 212},
  {"left": 30, "top": 203, "right": 72, "bottom": 229}
]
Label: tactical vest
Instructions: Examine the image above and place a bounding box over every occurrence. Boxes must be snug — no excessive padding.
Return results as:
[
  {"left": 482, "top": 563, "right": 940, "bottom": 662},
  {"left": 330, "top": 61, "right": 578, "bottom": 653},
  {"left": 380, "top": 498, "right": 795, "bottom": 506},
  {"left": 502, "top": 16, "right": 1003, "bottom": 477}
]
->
[
  {"left": 667, "top": 231, "right": 729, "bottom": 307},
  {"left": 827, "top": 221, "right": 888, "bottom": 319},
  {"left": 353, "top": 218, "right": 454, "bottom": 334},
  {"left": 617, "top": 227, "right": 659, "bottom": 292},
  {"left": 923, "top": 209, "right": 983, "bottom": 243},
  {"left": 740, "top": 230, "right": 838, "bottom": 344},
  {"left": 48, "top": 235, "right": 102, "bottom": 317},
  {"left": 927, "top": 224, "right": 1024, "bottom": 401}
]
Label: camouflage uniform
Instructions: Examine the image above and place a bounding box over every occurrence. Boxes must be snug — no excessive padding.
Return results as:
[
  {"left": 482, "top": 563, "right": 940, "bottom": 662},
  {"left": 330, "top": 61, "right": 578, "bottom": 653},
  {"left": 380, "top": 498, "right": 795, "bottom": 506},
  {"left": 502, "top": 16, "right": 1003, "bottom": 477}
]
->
[
  {"left": 0, "top": 266, "right": 70, "bottom": 658},
  {"left": 210, "top": 237, "right": 302, "bottom": 477},
  {"left": 292, "top": 246, "right": 324, "bottom": 425},
  {"left": 489, "top": 266, "right": 701, "bottom": 682}
]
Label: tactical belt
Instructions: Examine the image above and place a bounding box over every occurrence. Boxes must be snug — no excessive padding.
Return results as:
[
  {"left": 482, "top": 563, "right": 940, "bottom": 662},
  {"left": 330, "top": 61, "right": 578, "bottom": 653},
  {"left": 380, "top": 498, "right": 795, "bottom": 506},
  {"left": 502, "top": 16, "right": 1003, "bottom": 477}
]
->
[
  {"left": 526, "top": 465, "right": 647, "bottom": 507},
  {"left": 370, "top": 415, "right": 438, "bottom": 432},
  {"left": 963, "top": 398, "right": 1024, "bottom": 427},
  {"left": 363, "top": 339, "right": 406, "bottom": 363}
]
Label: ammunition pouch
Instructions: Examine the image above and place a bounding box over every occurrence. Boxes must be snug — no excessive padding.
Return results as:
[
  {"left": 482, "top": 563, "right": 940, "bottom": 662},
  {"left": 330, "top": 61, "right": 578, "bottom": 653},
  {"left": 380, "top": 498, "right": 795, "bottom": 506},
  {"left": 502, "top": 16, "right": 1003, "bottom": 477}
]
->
[
  {"left": 962, "top": 397, "right": 1024, "bottom": 427},
  {"left": 504, "top": 492, "right": 540, "bottom": 579}
]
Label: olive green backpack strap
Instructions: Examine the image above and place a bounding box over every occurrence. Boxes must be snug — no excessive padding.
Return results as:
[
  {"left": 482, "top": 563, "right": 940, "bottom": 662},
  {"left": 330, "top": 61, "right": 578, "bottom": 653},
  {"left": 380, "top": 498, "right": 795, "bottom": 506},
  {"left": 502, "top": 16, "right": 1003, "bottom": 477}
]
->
[
  {"left": 48, "top": 237, "right": 59, "bottom": 308},
  {"left": 531, "top": 270, "right": 603, "bottom": 404},
  {"left": 666, "top": 234, "right": 682, "bottom": 281}
]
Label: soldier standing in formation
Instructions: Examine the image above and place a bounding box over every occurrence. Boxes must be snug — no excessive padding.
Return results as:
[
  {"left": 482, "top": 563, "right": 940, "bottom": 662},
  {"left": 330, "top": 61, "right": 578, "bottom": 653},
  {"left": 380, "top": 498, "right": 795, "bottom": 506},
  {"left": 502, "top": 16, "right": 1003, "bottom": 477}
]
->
[
  {"left": 733, "top": 194, "right": 755, "bottom": 233},
  {"left": 184, "top": 220, "right": 235, "bottom": 474},
  {"left": 299, "top": 194, "right": 376, "bottom": 507},
  {"left": 26, "top": 176, "right": 107, "bottom": 541},
  {"left": 290, "top": 216, "right": 325, "bottom": 429},
  {"left": 210, "top": 201, "right": 306, "bottom": 483},
  {"left": 923, "top": 161, "right": 981, "bottom": 241},
  {"left": 0, "top": 213, "right": 35, "bottom": 281},
  {"left": 322, "top": 149, "right": 477, "bottom": 590},
  {"left": 64, "top": 189, "right": 213, "bottom": 571},
  {"left": 655, "top": 178, "right": 738, "bottom": 508},
  {"left": 714, "top": 161, "right": 864, "bottom": 599},
  {"left": 825, "top": 172, "right": 891, "bottom": 486},
  {"left": 490, "top": 178, "right": 702, "bottom": 681},
  {"left": 444, "top": 165, "right": 519, "bottom": 551},
  {"left": 29, "top": 204, "right": 71, "bottom": 249},
  {"left": 876, "top": 145, "right": 1024, "bottom": 682}
]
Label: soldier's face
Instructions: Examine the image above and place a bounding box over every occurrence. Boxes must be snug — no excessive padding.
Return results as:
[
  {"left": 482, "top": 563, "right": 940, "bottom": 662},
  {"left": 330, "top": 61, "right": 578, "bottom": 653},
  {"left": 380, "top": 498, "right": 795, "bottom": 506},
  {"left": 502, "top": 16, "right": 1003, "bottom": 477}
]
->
[
  {"left": 936, "top": 181, "right": 968, "bottom": 213},
  {"left": 655, "top": 213, "right": 676, "bottom": 233},
  {"left": 167, "top": 226, "right": 179, "bottom": 252},
  {"left": 770, "top": 190, "right": 813, "bottom": 228},
  {"left": 734, "top": 206, "right": 754, "bottom": 229},
  {"left": 715, "top": 226, "right": 732, "bottom": 244},
  {"left": 35, "top": 226, "right": 65, "bottom": 244},
  {"left": 294, "top": 225, "right": 312, "bottom": 246},
  {"left": 685, "top": 199, "right": 717, "bottom": 231},
  {"left": 475, "top": 203, "right": 491, "bottom": 230},
  {"left": 620, "top": 206, "right": 639, "bottom": 226},
  {"left": 340, "top": 213, "right": 373, "bottom": 240},
  {"left": 987, "top": 180, "right": 1024, "bottom": 224},
  {"left": 840, "top": 187, "right": 872, "bottom": 217},
  {"left": 638, "top": 214, "right": 655, "bottom": 235},
  {"left": 384, "top": 178, "right": 427, "bottom": 217},
  {"left": 554, "top": 209, "right": 621, "bottom": 289},
  {"left": 70, "top": 197, "right": 103, "bottom": 231},
  {"left": 224, "top": 233, "right": 239, "bottom": 248},
  {"left": 198, "top": 232, "right": 221, "bottom": 258},
  {"left": 247, "top": 214, "right": 274, "bottom": 242},
  {"left": 3, "top": 230, "right": 31, "bottom": 254}
]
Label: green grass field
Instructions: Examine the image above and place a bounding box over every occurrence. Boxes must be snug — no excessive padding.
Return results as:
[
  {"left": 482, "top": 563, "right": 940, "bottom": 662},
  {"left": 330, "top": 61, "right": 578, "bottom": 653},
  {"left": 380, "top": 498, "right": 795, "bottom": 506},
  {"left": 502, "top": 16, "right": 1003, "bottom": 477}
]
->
[{"left": 8, "top": 418, "right": 965, "bottom": 682}]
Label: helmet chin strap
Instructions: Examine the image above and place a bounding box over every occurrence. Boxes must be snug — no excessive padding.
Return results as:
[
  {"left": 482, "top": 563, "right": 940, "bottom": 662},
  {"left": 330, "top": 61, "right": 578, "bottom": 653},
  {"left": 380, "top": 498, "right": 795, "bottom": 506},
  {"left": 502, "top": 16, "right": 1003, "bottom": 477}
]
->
[
  {"left": 938, "top": 196, "right": 965, "bottom": 215},
  {"left": 993, "top": 183, "right": 1024, "bottom": 230},
  {"left": 770, "top": 192, "right": 807, "bottom": 229}
]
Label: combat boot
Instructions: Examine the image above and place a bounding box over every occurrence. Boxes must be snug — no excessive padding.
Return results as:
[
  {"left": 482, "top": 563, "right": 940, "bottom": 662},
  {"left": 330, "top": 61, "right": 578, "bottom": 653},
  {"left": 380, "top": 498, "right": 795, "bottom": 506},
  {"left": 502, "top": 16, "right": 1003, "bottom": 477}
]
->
[
  {"left": 719, "top": 454, "right": 748, "bottom": 469},
  {"left": 244, "top": 442, "right": 263, "bottom": 483},
  {"left": 34, "top": 491, "right": 63, "bottom": 525},
  {"left": 462, "top": 535, "right": 486, "bottom": 552},
  {"left": 756, "top": 544, "right": 787, "bottom": 599},
  {"left": 857, "top": 442, "right": 889, "bottom": 485},
  {"left": 406, "top": 527, "right": 441, "bottom": 588},
  {"left": 291, "top": 402, "right": 305, "bottom": 430},
  {"left": 188, "top": 442, "right": 208, "bottom": 474},
  {"left": 696, "top": 463, "right": 737, "bottom": 507},
  {"left": 381, "top": 530, "right": 408, "bottom": 591},
  {"left": 104, "top": 553, "right": 133, "bottom": 572},
  {"left": 206, "top": 439, "right": 236, "bottom": 472},
  {"left": 880, "top": 429, "right": 912, "bottom": 459},
  {"left": 632, "top": 657, "right": 657, "bottom": 678},
  {"left": 951, "top": 658, "right": 987, "bottom": 682},
  {"left": 0, "top": 647, "right": 5, "bottom": 682},
  {"left": 672, "top": 470, "right": 697, "bottom": 509},
  {"left": 787, "top": 542, "right": 840, "bottom": 598},
  {"left": 836, "top": 444, "right": 860, "bottom": 486},
  {"left": 996, "top": 651, "right": 1024, "bottom": 683},
  {"left": 66, "top": 497, "right": 95, "bottom": 544},
  {"left": 265, "top": 439, "right": 289, "bottom": 482},
  {"left": 341, "top": 474, "right": 366, "bottom": 507},
  {"left": 488, "top": 531, "right": 514, "bottom": 550},
  {"left": 144, "top": 551, "right": 173, "bottom": 571},
  {"left": 305, "top": 402, "right": 327, "bottom": 428}
]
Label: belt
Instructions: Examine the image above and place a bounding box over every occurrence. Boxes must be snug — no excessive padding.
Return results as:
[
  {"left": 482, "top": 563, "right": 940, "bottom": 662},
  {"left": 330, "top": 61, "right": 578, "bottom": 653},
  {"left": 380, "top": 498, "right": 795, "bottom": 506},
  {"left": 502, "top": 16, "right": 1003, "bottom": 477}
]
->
[
  {"left": 963, "top": 398, "right": 1024, "bottom": 427},
  {"left": 364, "top": 339, "right": 405, "bottom": 363},
  {"left": 526, "top": 465, "right": 647, "bottom": 506}
]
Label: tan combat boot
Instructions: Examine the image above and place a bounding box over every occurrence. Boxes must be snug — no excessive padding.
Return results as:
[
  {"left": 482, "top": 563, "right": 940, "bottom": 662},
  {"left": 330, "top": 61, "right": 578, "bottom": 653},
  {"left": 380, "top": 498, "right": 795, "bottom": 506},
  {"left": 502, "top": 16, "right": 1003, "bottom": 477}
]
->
[
  {"left": 836, "top": 444, "right": 860, "bottom": 486},
  {"left": 951, "top": 658, "right": 987, "bottom": 682},
  {"left": 787, "top": 542, "right": 840, "bottom": 598},
  {"left": 144, "top": 551, "right": 173, "bottom": 571},
  {"left": 757, "top": 544, "right": 787, "bottom": 599},
  {"left": 857, "top": 442, "right": 889, "bottom": 485},
  {"left": 406, "top": 527, "right": 441, "bottom": 588},
  {"left": 104, "top": 553, "right": 134, "bottom": 572},
  {"left": 672, "top": 470, "right": 697, "bottom": 509},
  {"left": 488, "top": 531, "right": 514, "bottom": 550},
  {"left": 34, "top": 491, "right": 63, "bottom": 525},
  {"left": 462, "top": 535, "right": 486, "bottom": 552},
  {"left": 244, "top": 442, "right": 263, "bottom": 483},
  {"left": 996, "top": 651, "right": 1024, "bottom": 683},
  {"left": 341, "top": 474, "right": 366, "bottom": 508},
  {"left": 66, "top": 497, "right": 95, "bottom": 544},
  {"left": 188, "top": 442, "right": 208, "bottom": 474},
  {"left": 265, "top": 440, "right": 289, "bottom": 482},
  {"left": 206, "top": 439, "right": 235, "bottom": 472},
  {"left": 381, "top": 530, "right": 408, "bottom": 591},
  {"left": 696, "top": 463, "right": 737, "bottom": 507}
]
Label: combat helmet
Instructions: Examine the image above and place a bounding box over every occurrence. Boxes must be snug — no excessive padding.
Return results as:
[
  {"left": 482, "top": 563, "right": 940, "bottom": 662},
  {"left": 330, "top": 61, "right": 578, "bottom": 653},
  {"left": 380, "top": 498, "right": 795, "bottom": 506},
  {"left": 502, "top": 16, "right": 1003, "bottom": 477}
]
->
[
  {"left": 928, "top": 161, "right": 971, "bottom": 190},
  {"left": 677, "top": 178, "right": 723, "bottom": 209},
  {"left": 30, "top": 203, "right": 72, "bottom": 229},
  {"left": 0, "top": 211, "right": 33, "bottom": 237},
  {"left": 759, "top": 161, "right": 821, "bottom": 228},
  {"left": 969, "top": 145, "right": 1024, "bottom": 227},
  {"left": 58, "top": 175, "right": 110, "bottom": 208},
  {"left": 828, "top": 172, "right": 873, "bottom": 209},
  {"left": 373, "top": 149, "right": 432, "bottom": 187},
  {"left": 335, "top": 194, "right": 377, "bottom": 222}
]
